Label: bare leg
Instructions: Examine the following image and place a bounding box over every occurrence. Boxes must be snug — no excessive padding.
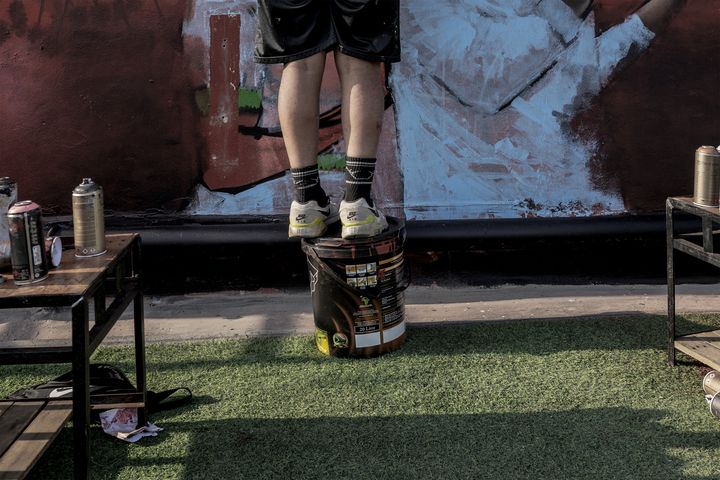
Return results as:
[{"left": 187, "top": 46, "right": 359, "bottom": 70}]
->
[
  {"left": 278, "top": 52, "right": 327, "bottom": 169},
  {"left": 335, "top": 50, "right": 389, "bottom": 238},
  {"left": 334, "top": 51, "right": 384, "bottom": 159}
]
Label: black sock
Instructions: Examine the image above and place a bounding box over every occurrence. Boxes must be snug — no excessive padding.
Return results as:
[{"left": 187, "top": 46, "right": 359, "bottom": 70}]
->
[
  {"left": 291, "top": 165, "right": 327, "bottom": 205},
  {"left": 344, "top": 157, "right": 376, "bottom": 203}
]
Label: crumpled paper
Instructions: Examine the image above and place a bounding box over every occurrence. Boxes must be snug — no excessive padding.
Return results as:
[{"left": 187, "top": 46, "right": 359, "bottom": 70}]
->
[{"left": 99, "top": 408, "right": 163, "bottom": 443}]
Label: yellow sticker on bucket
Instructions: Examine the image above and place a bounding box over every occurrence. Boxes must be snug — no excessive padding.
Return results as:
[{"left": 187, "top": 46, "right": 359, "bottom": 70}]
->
[{"left": 315, "top": 328, "right": 330, "bottom": 356}]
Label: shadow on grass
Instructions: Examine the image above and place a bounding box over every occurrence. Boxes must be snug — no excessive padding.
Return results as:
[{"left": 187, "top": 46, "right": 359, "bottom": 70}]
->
[
  {"left": 12, "top": 313, "right": 720, "bottom": 479},
  {"left": 116, "top": 313, "right": 720, "bottom": 371},
  {"left": 30, "top": 408, "right": 719, "bottom": 480}
]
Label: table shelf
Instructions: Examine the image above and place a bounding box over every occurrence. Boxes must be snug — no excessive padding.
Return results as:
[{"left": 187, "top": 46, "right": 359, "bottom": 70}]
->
[
  {"left": 674, "top": 329, "right": 720, "bottom": 371},
  {"left": 667, "top": 196, "right": 720, "bottom": 368},
  {"left": 0, "top": 233, "right": 146, "bottom": 480}
]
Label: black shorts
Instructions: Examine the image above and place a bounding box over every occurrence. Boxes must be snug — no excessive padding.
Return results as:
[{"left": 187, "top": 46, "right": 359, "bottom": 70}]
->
[{"left": 254, "top": 0, "right": 400, "bottom": 64}]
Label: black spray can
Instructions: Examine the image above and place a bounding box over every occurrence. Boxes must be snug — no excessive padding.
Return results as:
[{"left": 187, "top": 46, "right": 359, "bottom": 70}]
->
[
  {"left": 72, "top": 178, "right": 106, "bottom": 257},
  {"left": 7, "top": 200, "right": 49, "bottom": 285}
]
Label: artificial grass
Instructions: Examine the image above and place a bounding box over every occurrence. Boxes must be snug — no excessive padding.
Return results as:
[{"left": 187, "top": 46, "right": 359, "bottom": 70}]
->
[{"left": 3, "top": 313, "right": 720, "bottom": 479}]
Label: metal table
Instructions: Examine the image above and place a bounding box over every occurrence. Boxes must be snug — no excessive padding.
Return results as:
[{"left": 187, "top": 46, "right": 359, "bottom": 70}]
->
[
  {"left": 667, "top": 196, "right": 720, "bottom": 369},
  {"left": 0, "top": 233, "right": 146, "bottom": 479}
]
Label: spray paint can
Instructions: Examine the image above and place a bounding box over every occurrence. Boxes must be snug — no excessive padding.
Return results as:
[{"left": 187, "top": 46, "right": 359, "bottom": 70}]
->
[
  {"left": 0, "top": 177, "right": 18, "bottom": 268},
  {"left": 7, "top": 200, "right": 49, "bottom": 285},
  {"left": 72, "top": 178, "right": 106, "bottom": 257},
  {"left": 45, "top": 236, "right": 63, "bottom": 269},
  {"left": 703, "top": 370, "right": 720, "bottom": 397},
  {"left": 706, "top": 391, "right": 720, "bottom": 419},
  {"left": 693, "top": 146, "right": 720, "bottom": 207}
]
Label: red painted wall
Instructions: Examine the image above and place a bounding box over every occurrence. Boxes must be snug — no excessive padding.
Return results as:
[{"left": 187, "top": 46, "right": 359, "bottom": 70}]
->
[
  {"left": 0, "top": 0, "right": 198, "bottom": 214},
  {"left": 577, "top": 0, "right": 720, "bottom": 211}
]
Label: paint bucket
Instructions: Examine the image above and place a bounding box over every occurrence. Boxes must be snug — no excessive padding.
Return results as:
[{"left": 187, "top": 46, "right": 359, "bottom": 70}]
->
[
  {"left": 703, "top": 370, "right": 720, "bottom": 397},
  {"left": 693, "top": 146, "right": 720, "bottom": 207},
  {"left": 301, "top": 218, "right": 409, "bottom": 358}
]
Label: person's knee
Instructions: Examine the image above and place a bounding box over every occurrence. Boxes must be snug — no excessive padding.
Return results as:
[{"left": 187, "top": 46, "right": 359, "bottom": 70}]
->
[
  {"left": 284, "top": 52, "right": 326, "bottom": 75},
  {"left": 335, "top": 51, "right": 380, "bottom": 75}
]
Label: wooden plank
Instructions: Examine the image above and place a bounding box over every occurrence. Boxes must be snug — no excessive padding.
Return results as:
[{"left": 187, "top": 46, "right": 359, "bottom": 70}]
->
[
  {"left": 669, "top": 197, "right": 720, "bottom": 221},
  {"left": 203, "top": 14, "right": 290, "bottom": 190},
  {"left": 0, "top": 234, "right": 135, "bottom": 299},
  {"left": 0, "top": 402, "right": 43, "bottom": 461},
  {"left": 673, "top": 239, "right": 720, "bottom": 268},
  {"left": 0, "top": 402, "right": 11, "bottom": 419},
  {"left": 0, "top": 401, "right": 72, "bottom": 480},
  {"left": 91, "top": 391, "right": 144, "bottom": 410},
  {"left": 675, "top": 331, "right": 720, "bottom": 371}
]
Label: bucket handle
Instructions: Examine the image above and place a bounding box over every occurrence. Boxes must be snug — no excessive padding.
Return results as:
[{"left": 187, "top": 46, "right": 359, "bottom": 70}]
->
[{"left": 304, "top": 246, "right": 410, "bottom": 300}]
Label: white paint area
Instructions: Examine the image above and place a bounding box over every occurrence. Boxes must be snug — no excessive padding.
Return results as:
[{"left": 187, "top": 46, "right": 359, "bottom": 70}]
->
[
  {"left": 383, "top": 321, "right": 406, "bottom": 343},
  {"left": 393, "top": 1, "right": 655, "bottom": 219},
  {"left": 186, "top": 0, "right": 657, "bottom": 220},
  {"left": 355, "top": 331, "right": 382, "bottom": 348}
]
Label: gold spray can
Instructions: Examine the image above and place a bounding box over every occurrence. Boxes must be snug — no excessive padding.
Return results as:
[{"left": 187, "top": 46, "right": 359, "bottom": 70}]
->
[
  {"left": 693, "top": 146, "right": 720, "bottom": 207},
  {"left": 72, "top": 178, "right": 106, "bottom": 257},
  {"left": 703, "top": 370, "right": 720, "bottom": 397}
]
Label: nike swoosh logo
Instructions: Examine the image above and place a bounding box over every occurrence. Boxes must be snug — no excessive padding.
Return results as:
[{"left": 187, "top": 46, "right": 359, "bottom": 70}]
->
[{"left": 49, "top": 387, "right": 73, "bottom": 398}]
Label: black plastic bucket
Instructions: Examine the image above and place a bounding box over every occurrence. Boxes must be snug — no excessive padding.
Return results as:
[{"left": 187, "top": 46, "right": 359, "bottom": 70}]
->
[{"left": 301, "top": 217, "right": 409, "bottom": 358}]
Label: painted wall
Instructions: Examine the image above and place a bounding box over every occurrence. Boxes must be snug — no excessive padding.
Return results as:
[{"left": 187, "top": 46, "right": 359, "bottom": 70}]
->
[{"left": 0, "top": 0, "right": 718, "bottom": 221}]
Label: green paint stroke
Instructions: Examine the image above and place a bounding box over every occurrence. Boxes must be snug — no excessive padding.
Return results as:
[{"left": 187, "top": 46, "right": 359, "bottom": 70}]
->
[
  {"left": 238, "top": 87, "right": 262, "bottom": 112},
  {"left": 317, "top": 154, "right": 346, "bottom": 171}
]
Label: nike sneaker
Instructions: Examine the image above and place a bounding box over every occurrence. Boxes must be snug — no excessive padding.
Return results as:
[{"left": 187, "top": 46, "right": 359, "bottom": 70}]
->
[
  {"left": 288, "top": 199, "right": 339, "bottom": 238},
  {"left": 339, "top": 197, "right": 388, "bottom": 239}
]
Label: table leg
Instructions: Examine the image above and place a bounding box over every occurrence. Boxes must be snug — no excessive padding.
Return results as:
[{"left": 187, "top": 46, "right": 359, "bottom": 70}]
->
[
  {"left": 134, "top": 289, "right": 147, "bottom": 426},
  {"left": 133, "top": 239, "right": 147, "bottom": 426},
  {"left": 72, "top": 297, "right": 90, "bottom": 480},
  {"left": 703, "top": 217, "right": 714, "bottom": 253},
  {"left": 666, "top": 201, "right": 676, "bottom": 367}
]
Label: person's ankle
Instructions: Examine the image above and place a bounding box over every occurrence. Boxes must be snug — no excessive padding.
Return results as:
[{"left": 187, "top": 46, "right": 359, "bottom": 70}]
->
[{"left": 294, "top": 184, "right": 328, "bottom": 206}]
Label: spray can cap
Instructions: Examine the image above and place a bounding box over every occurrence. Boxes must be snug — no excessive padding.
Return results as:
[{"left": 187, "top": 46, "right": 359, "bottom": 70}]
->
[{"left": 73, "top": 178, "right": 101, "bottom": 194}]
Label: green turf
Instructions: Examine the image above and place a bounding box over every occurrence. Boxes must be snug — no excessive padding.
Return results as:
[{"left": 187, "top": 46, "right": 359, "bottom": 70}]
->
[{"left": 3, "top": 314, "right": 720, "bottom": 479}]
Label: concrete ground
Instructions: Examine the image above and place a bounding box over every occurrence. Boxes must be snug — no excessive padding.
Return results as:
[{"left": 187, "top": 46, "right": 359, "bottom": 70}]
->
[{"left": 1, "top": 284, "right": 719, "bottom": 345}]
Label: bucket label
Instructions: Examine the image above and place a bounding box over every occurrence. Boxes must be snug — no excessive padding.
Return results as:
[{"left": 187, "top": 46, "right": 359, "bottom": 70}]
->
[
  {"left": 355, "top": 321, "right": 380, "bottom": 334},
  {"left": 315, "top": 328, "right": 330, "bottom": 356},
  {"left": 383, "top": 308, "right": 403, "bottom": 326},
  {"left": 332, "top": 333, "right": 349, "bottom": 349},
  {"left": 345, "top": 262, "right": 377, "bottom": 288}
]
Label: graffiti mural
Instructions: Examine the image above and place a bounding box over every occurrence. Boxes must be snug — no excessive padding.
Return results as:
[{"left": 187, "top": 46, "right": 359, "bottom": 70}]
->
[
  {"left": 392, "top": 0, "right": 713, "bottom": 220},
  {"left": 183, "top": 0, "right": 718, "bottom": 220},
  {"left": 181, "top": 0, "right": 402, "bottom": 217},
  {"left": 0, "top": 0, "right": 718, "bottom": 222}
]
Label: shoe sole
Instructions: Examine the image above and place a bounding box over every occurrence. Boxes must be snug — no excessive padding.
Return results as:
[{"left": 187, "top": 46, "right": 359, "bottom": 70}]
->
[
  {"left": 341, "top": 217, "right": 388, "bottom": 239},
  {"left": 288, "top": 222, "right": 327, "bottom": 239},
  {"left": 288, "top": 213, "right": 338, "bottom": 239}
]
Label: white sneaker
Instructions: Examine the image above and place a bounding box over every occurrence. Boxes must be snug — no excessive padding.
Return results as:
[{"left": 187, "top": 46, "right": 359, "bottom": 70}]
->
[
  {"left": 339, "top": 198, "right": 388, "bottom": 239},
  {"left": 288, "top": 200, "right": 339, "bottom": 238}
]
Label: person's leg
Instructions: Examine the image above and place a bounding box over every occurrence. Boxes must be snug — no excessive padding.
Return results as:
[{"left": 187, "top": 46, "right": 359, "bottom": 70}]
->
[
  {"left": 335, "top": 51, "right": 385, "bottom": 160},
  {"left": 335, "top": 51, "right": 388, "bottom": 238},
  {"left": 279, "top": 52, "right": 327, "bottom": 171},
  {"left": 280, "top": 52, "right": 339, "bottom": 238}
]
